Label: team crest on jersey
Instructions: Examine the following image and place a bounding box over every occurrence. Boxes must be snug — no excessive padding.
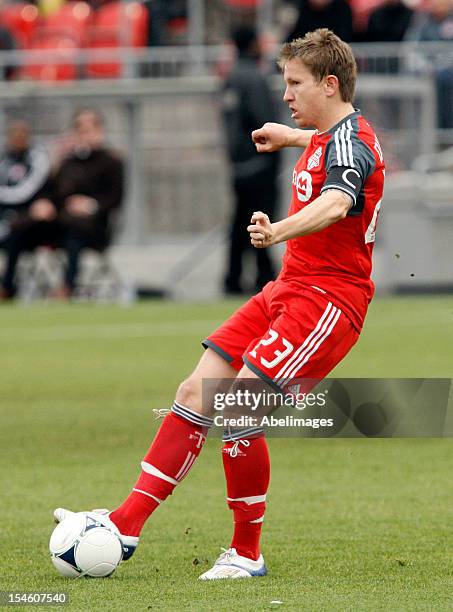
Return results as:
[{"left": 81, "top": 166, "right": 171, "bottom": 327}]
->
[
  {"left": 292, "top": 169, "right": 313, "bottom": 202},
  {"left": 307, "top": 146, "right": 323, "bottom": 170}
]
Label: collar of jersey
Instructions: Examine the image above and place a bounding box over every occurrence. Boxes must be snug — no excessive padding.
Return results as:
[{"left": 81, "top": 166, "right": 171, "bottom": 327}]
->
[{"left": 314, "top": 109, "right": 361, "bottom": 138}]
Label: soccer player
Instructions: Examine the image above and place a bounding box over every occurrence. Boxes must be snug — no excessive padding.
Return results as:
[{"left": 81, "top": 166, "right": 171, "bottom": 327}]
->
[{"left": 54, "top": 29, "right": 385, "bottom": 579}]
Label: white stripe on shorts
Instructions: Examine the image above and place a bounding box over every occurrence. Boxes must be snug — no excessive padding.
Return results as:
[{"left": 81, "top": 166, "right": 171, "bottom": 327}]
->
[
  {"left": 283, "top": 307, "right": 342, "bottom": 382},
  {"left": 274, "top": 302, "right": 334, "bottom": 383}
]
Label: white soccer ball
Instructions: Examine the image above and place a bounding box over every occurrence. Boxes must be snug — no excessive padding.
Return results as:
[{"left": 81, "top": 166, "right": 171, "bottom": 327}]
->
[{"left": 49, "top": 512, "right": 123, "bottom": 578}]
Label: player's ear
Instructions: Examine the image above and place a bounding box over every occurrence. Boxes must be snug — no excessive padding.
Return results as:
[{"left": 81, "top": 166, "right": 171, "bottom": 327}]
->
[{"left": 324, "top": 75, "right": 339, "bottom": 98}]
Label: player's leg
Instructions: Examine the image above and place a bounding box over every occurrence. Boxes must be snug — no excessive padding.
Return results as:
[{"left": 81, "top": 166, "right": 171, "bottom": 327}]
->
[
  {"left": 55, "top": 348, "right": 236, "bottom": 557},
  {"left": 106, "top": 348, "right": 237, "bottom": 543},
  {"left": 201, "top": 285, "right": 361, "bottom": 579},
  {"left": 55, "top": 290, "right": 272, "bottom": 560},
  {"left": 199, "top": 361, "right": 271, "bottom": 580},
  {"left": 222, "top": 365, "right": 270, "bottom": 559},
  {"left": 197, "top": 285, "right": 275, "bottom": 578}
]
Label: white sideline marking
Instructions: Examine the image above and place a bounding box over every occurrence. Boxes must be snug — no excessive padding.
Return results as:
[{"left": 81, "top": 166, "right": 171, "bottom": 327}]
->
[{"left": 0, "top": 319, "right": 221, "bottom": 343}]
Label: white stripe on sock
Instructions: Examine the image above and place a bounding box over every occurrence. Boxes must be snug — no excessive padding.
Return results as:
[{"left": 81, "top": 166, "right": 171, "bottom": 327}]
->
[
  {"left": 141, "top": 461, "right": 178, "bottom": 486},
  {"left": 175, "top": 451, "right": 194, "bottom": 480},
  {"left": 177, "top": 453, "right": 197, "bottom": 480},
  {"left": 222, "top": 427, "right": 265, "bottom": 442},
  {"left": 172, "top": 402, "right": 213, "bottom": 426},
  {"left": 132, "top": 488, "right": 163, "bottom": 503},
  {"left": 227, "top": 494, "right": 267, "bottom": 505}
]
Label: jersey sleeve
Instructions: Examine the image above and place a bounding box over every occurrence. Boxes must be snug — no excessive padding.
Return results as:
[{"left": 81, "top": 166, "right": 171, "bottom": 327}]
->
[{"left": 321, "top": 130, "right": 376, "bottom": 208}]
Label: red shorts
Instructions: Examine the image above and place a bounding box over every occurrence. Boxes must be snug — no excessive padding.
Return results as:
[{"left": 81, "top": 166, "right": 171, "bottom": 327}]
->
[{"left": 204, "top": 281, "right": 360, "bottom": 392}]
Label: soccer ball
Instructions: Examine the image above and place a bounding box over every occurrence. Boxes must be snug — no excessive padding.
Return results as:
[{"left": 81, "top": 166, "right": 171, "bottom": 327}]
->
[{"left": 49, "top": 512, "right": 123, "bottom": 578}]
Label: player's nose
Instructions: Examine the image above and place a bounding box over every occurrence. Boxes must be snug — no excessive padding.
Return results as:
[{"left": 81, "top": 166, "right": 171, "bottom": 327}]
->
[
  {"left": 283, "top": 86, "right": 293, "bottom": 102},
  {"left": 283, "top": 85, "right": 295, "bottom": 102}
]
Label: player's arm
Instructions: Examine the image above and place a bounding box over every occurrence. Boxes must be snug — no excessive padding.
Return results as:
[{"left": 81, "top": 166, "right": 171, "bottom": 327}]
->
[
  {"left": 247, "top": 190, "right": 353, "bottom": 248},
  {"left": 249, "top": 131, "right": 375, "bottom": 247},
  {"left": 252, "top": 122, "right": 315, "bottom": 153}
]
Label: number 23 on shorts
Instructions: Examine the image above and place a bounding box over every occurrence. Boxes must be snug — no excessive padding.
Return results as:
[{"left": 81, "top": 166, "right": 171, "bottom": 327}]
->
[{"left": 249, "top": 329, "right": 294, "bottom": 370}]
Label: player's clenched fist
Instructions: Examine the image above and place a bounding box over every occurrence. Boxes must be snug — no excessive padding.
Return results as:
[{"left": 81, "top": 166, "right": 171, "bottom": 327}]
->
[
  {"left": 251, "top": 122, "right": 293, "bottom": 153},
  {"left": 248, "top": 211, "right": 275, "bottom": 248}
]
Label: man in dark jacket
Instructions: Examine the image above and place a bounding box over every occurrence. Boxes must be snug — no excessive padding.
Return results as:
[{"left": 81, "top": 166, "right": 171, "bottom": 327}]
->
[
  {"left": 222, "top": 25, "right": 280, "bottom": 295},
  {"left": 286, "top": 0, "right": 354, "bottom": 43},
  {"left": 365, "top": 0, "right": 413, "bottom": 42},
  {"left": 53, "top": 109, "right": 124, "bottom": 297}
]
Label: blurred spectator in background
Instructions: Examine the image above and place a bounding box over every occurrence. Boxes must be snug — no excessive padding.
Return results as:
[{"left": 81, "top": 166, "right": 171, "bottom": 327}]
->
[
  {"left": 0, "top": 119, "right": 52, "bottom": 299},
  {"left": 143, "top": 0, "right": 187, "bottom": 46},
  {"left": 365, "top": 0, "right": 414, "bottom": 42},
  {"left": 0, "top": 110, "right": 123, "bottom": 299},
  {"left": 286, "top": 0, "right": 354, "bottom": 42},
  {"left": 49, "top": 108, "right": 124, "bottom": 298},
  {"left": 361, "top": 0, "right": 414, "bottom": 74},
  {"left": 144, "top": 0, "right": 168, "bottom": 46},
  {"left": 0, "top": 23, "right": 17, "bottom": 80},
  {"left": 407, "top": 0, "right": 453, "bottom": 41},
  {"left": 406, "top": 0, "right": 453, "bottom": 128},
  {"left": 222, "top": 25, "right": 280, "bottom": 296}
]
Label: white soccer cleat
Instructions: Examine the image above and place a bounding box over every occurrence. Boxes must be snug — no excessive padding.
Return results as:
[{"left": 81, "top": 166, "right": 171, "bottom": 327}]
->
[
  {"left": 53, "top": 507, "right": 139, "bottom": 561},
  {"left": 198, "top": 547, "right": 267, "bottom": 580},
  {"left": 53, "top": 507, "right": 77, "bottom": 523}
]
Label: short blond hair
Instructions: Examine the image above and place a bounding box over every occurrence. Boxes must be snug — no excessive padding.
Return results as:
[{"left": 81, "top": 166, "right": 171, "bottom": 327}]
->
[{"left": 278, "top": 28, "right": 357, "bottom": 103}]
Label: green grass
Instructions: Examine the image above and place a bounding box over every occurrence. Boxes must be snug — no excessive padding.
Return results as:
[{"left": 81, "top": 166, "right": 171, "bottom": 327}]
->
[{"left": 1, "top": 297, "right": 453, "bottom": 611}]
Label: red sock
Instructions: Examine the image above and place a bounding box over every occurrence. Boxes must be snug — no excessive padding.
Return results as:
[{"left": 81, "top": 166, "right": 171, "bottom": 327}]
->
[
  {"left": 110, "top": 403, "right": 212, "bottom": 536},
  {"left": 222, "top": 436, "right": 270, "bottom": 561}
]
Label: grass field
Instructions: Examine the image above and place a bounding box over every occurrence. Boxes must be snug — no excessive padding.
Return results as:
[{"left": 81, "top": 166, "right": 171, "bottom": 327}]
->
[{"left": 1, "top": 296, "right": 453, "bottom": 611}]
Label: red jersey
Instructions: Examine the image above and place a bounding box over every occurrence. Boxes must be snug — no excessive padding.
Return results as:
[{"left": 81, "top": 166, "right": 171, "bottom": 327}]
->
[{"left": 279, "top": 110, "right": 385, "bottom": 332}]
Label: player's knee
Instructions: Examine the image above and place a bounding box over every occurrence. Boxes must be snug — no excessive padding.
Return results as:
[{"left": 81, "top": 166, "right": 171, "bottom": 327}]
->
[{"left": 175, "top": 377, "right": 202, "bottom": 413}]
